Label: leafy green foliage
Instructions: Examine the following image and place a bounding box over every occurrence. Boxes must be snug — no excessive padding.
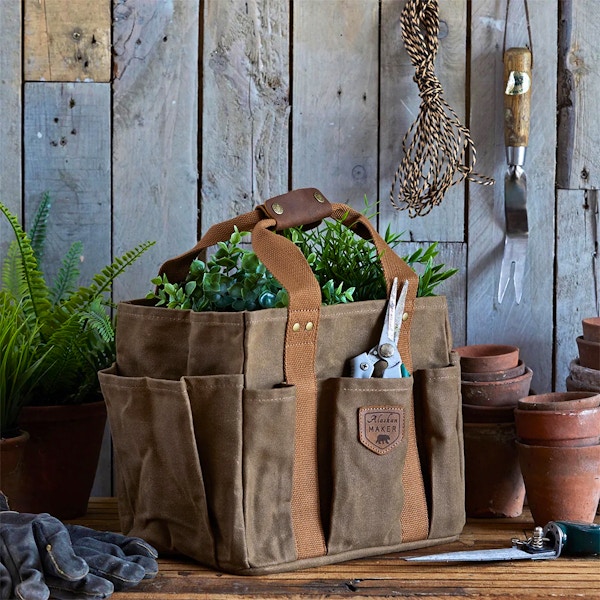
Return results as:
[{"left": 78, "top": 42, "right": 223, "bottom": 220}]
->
[
  {"left": 0, "top": 293, "right": 53, "bottom": 438},
  {"left": 150, "top": 227, "right": 289, "bottom": 312},
  {"left": 285, "top": 199, "right": 457, "bottom": 300},
  {"left": 149, "top": 200, "right": 456, "bottom": 314},
  {"left": 0, "top": 197, "right": 154, "bottom": 435},
  {"left": 148, "top": 227, "right": 357, "bottom": 311}
]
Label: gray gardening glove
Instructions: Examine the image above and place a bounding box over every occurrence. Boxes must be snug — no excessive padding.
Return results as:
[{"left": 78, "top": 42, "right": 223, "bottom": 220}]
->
[
  {"left": 0, "top": 509, "right": 113, "bottom": 600},
  {"left": 66, "top": 524, "right": 158, "bottom": 592}
]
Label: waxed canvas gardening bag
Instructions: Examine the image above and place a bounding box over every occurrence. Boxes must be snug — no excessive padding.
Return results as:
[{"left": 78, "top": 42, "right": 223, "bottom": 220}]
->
[{"left": 99, "top": 188, "right": 465, "bottom": 575}]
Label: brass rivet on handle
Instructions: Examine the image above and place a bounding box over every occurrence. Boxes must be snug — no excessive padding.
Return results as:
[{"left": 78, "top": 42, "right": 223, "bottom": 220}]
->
[
  {"left": 402, "top": 312, "right": 409, "bottom": 322},
  {"left": 272, "top": 202, "right": 284, "bottom": 215},
  {"left": 305, "top": 322, "right": 314, "bottom": 331},
  {"left": 313, "top": 192, "right": 325, "bottom": 203},
  {"left": 292, "top": 322, "right": 301, "bottom": 332}
]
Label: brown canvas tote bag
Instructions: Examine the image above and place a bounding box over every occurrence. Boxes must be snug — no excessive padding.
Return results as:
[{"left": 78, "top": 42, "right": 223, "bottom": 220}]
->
[{"left": 99, "top": 188, "right": 465, "bottom": 574}]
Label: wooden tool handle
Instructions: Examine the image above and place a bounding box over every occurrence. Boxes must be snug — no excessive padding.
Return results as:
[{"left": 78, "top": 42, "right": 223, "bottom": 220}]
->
[{"left": 503, "top": 47, "right": 532, "bottom": 148}]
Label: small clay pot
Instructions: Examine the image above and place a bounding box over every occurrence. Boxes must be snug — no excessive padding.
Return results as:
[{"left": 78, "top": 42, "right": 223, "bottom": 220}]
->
[
  {"left": 464, "top": 423, "right": 525, "bottom": 518},
  {"left": 514, "top": 406, "right": 600, "bottom": 447},
  {"left": 461, "top": 360, "right": 526, "bottom": 382},
  {"left": 454, "top": 344, "right": 519, "bottom": 373},
  {"left": 577, "top": 336, "right": 600, "bottom": 370},
  {"left": 462, "top": 403, "right": 516, "bottom": 424},
  {"left": 517, "top": 441, "right": 600, "bottom": 524},
  {"left": 568, "top": 359, "right": 600, "bottom": 392},
  {"left": 566, "top": 375, "right": 600, "bottom": 393},
  {"left": 461, "top": 367, "right": 533, "bottom": 407},
  {"left": 582, "top": 317, "right": 600, "bottom": 342},
  {"left": 517, "top": 391, "right": 600, "bottom": 411}
]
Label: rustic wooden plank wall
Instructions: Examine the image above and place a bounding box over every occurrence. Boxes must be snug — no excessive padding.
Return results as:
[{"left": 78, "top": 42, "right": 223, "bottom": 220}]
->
[{"left": 1, "top": 0, "right": 598, "bottom": 496}]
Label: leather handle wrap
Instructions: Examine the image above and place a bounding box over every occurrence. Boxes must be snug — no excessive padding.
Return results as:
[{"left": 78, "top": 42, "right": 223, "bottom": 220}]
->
[{"left": 157, "top": 189, "right": 421, "bottom": 559}]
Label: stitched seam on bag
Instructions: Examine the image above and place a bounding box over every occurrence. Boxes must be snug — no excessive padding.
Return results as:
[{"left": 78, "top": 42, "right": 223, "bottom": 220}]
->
[
  {"left": 246, "top": 397, "right": 294, "bottom": 403},
  {"left": 121, "top": 312, "right": 241, "bottom": 325},
  {"left": 340, "top": 387, "right": 409, "bottom": 393},
  {"left": 101, "top": 383, "right": 244, "bottom": 391}
]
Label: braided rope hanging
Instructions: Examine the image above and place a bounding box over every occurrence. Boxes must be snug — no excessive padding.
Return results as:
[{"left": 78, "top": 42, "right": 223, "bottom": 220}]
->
[{"left": 390, "top": 0, "right": 493, "bottom": 218}]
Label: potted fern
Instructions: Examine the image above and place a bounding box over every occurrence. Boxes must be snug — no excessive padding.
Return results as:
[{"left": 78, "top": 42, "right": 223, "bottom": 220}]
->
[{"left": 0, "top": 195, "right": 154, "bottom": 518}]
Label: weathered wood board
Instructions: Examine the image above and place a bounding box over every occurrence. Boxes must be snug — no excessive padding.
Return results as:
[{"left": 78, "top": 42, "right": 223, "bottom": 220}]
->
[
  {"left": 379, "top": 0, "right": 468, "bottom": 243},
  {"left": 201, "top": 0, "right": 290, "bottom": 232},
  {"left": 292, "top": 0, "right": 379, "bottom": 210},
  {"left": 555, "top": 189, "right": 600, "bottom": 390},
  {"left": 467, "top": 0, "right": 558, "bottom": 394},
  {"left": 24, "top": 0, "right": 111, "bottom": 82},
  {"left": 112, "top": 0, "right": 200, "bottom": 300},
  {"left": 5, "top": 0, "right": 600, "bottom": 498},
  {"left": 556, "top": 0, "right": 600, "bottom": 190},
  {"left": 23, "top": 82, "right": 112, "bottom": 496},
  {"left": 0, "top": 0, "right": 22, "bottom": 257},
  {"left": 23, "top": 83, "right": 112, "bottom": 287}
]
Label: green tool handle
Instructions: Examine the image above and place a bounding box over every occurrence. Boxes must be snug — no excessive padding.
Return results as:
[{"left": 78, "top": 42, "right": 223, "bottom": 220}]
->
[{"left": 553, "top": 521, "right": 600, "bottom": 556}]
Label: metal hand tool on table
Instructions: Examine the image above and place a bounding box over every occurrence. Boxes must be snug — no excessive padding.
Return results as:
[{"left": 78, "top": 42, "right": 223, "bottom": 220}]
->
[
  {"left": 350, "top": 277, "right": 410, "bottom": 378},
  {"left": 497, "top": 46, "right": 532, "bottom": 305},
  {"left": 406, "top": 521, "right": 600, "bottom": 562}
]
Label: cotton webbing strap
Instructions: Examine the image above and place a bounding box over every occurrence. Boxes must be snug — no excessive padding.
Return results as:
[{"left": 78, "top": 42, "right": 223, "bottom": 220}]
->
[
  {"left": 159, "top": 189, "right": 429, "bottom": 558},
  {"left": 331, "top": 204, "right": 429, "bottom": 542}
]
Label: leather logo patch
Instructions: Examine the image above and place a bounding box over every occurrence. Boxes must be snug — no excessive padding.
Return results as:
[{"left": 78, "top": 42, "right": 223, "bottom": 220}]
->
[{"left": 358, "top": 406, "right": 404, "bottom": 455}]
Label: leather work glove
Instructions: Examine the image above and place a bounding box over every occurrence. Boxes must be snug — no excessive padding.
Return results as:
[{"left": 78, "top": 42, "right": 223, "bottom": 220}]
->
[
  {"left": 0, "top": 509, "right": 113, "bottom": 600},
  {"left": 65, "top": 524, "right": 159, "bottom": 592}
]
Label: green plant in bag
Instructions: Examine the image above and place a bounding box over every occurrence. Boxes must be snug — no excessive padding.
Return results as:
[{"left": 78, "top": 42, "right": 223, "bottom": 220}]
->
[
  {"left": 149, "top": 227, "right": 355, "bottom": 311},
  {"left": 148, "top": 199, "right": 457, "bottom": 312}
]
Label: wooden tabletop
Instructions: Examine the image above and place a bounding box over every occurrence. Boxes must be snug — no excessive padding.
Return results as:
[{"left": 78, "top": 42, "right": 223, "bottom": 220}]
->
[{"left": 71, "top": 498, "right": 600, "bottom": 599}]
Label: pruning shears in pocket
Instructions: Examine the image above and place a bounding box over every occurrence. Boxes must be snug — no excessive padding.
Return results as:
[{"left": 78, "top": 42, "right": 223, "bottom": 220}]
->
[{"left": 350, "top": 277, "right": 410, "bottom": 378}]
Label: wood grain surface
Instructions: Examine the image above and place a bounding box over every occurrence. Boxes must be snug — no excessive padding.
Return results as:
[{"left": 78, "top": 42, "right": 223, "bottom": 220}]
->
[{"left": 69, "top": 498, "right": 600, "bottom": 599}]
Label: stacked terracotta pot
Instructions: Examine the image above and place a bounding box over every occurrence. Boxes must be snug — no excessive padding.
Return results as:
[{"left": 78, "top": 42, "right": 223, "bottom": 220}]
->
[
  {"left": 456, "top": 344, "right": 533, "bottom": 518},
  {"left": 567, "top": 317, "right": 600, "bottom": 392},
  {"left": 515, "top": 392, "right": 600, "bottom": 524}
]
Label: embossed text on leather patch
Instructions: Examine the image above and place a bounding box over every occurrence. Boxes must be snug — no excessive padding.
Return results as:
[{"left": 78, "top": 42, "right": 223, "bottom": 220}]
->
[{"left": 358, "top": 406, "right": 404, "bottom": 455}]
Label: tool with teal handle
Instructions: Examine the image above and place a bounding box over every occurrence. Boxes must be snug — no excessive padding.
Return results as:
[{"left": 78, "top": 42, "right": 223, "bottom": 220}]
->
[{"left": 406, "top": 521, "right": 600, "bottom": 562}]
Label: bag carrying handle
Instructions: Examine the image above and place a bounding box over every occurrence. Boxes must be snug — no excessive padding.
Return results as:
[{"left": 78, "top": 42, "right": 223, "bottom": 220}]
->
[
  {"left": 159, "top": 187, "right": 418, "bottom": 373},
  {"left": 158, "top": 188, "right": 420, "bottom": 560}
]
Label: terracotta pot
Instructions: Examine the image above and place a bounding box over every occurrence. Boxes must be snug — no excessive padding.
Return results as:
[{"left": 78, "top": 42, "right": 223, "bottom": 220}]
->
[
  {"left": 582, "top": 317, "right": 600, "bottom": 342},
  {"left": 514, "top": 407, "right": 600, "bottom": 447},
  {"left": 577, "top": 336, "right": 600, "bottom": 370},
  {"left": 462, "top": 403, "right": 516, "bottom": 424},
  {"left": 568, "top": 360, "right": 600, "bottom": 392},
  {"left": 10, "top": 400, "right": 107, "bottom": 519},
  {"left": 517, "top": 391, "right": 600, "bottom": 411},
  {"left": 460, "top": 368, "right": 533, "bottom": 407},
  {"left": 517, "top": 441, "right": 600, "bottom": 524},
  {"left": 0, "top": 430, "right": 30, "bottom": 506},
  {"left": 460, "top": 360, "right": 526, "bottom": 383},
  {"left": 463, "top": 422, "right": 525, "bottom": 518},
  {"left": 454, "top": 344, "right": 519, "bottom": 373}
]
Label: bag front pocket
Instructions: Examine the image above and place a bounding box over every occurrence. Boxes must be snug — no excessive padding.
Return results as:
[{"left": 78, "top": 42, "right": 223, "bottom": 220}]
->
[
  {"left": 414, "top": 351, "right": 465, "bottom": 539},
  {"left": 99, "top": 365, "right": 216, "bottom": 566},
  {"left": 320, "top": 377, "right": 413, "bottom": 555},
  {"left": 242, "top": 386, "right": 297, "bottom": 568},
  {"left": 184, "top": 375, "right": 247, "bottom": 572}
]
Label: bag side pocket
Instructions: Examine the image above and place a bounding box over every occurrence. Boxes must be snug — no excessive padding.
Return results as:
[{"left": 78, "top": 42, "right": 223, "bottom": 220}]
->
[
  {"left": 99, "top": 365, "right": 215, "bottom": 566},
  {"left": 243, "top": 387, "right": 297, "bottom": 568},
  {"left": 322, "top": 377, "right": 413, "bottom": 555},
  {"left": 414, "top": 351, "right": 465, "bottom": 539},
  {"left": 184, "top": 375, "right": 248, "bottom": 572}
]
